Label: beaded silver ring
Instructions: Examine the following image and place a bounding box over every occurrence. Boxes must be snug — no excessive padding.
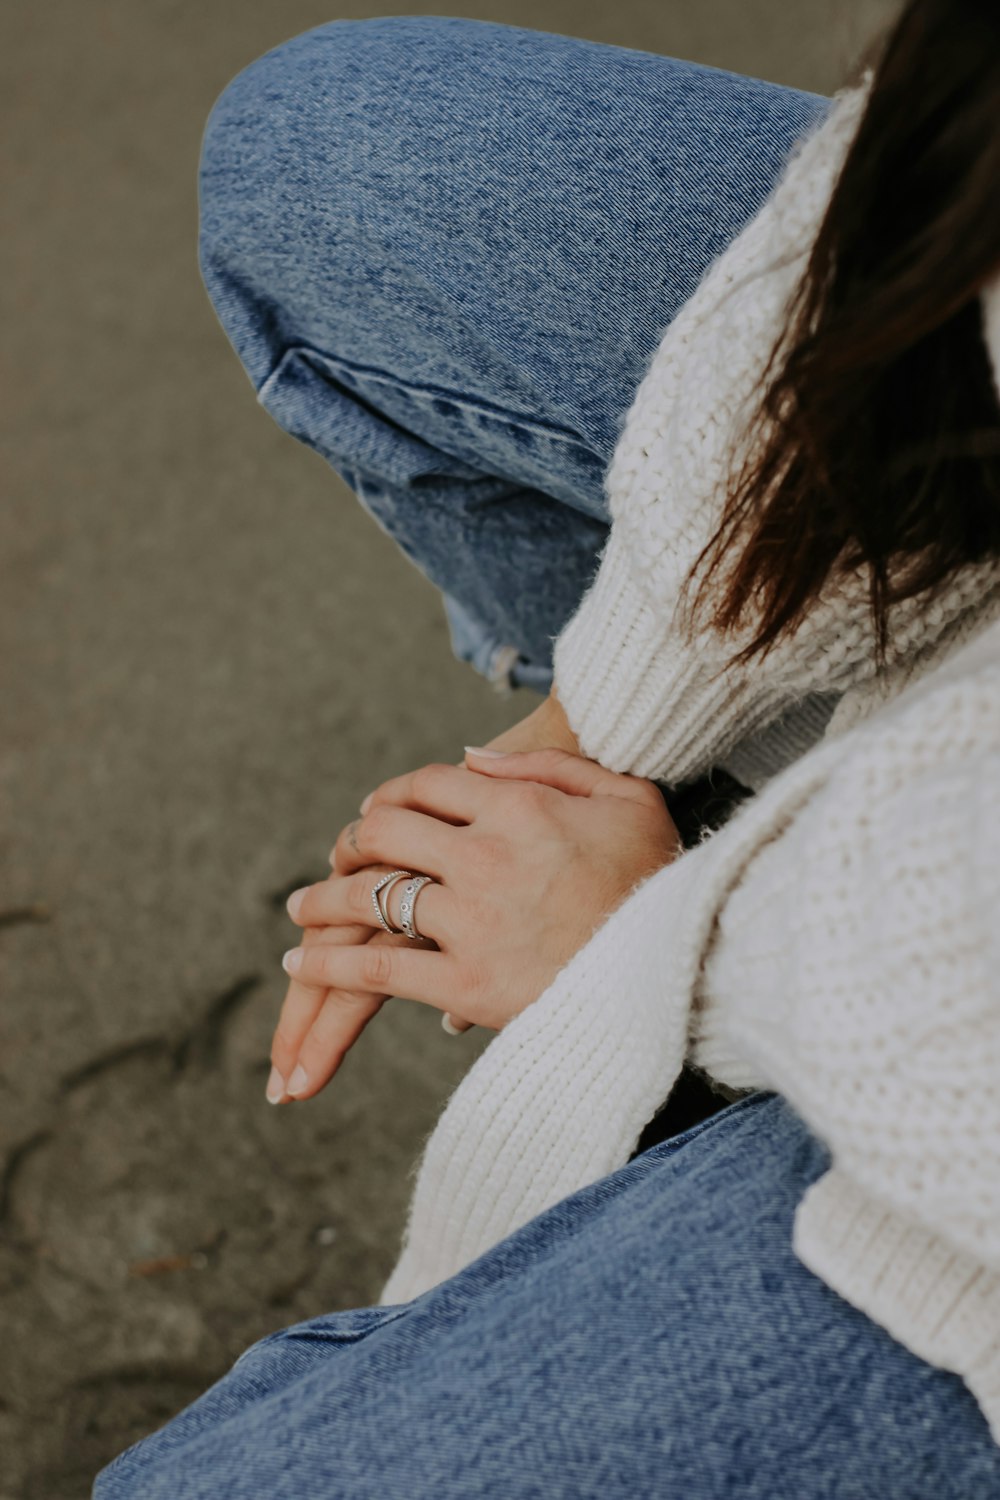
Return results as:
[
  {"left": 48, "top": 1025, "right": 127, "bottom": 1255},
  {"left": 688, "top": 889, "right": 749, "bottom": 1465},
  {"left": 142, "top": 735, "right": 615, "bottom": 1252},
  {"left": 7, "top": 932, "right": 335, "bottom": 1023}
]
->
[
  {"left": 370, "top": 869, "right": 412, "bottom": 934},
  {"left": 398, "top": 875, "right": 434, "bottom": 940}
]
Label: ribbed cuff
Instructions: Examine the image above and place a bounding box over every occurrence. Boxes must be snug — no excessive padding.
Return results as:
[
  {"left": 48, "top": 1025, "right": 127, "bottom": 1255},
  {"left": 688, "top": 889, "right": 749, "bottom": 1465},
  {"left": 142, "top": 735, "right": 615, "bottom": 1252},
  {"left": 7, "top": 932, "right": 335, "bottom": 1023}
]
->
[
  {"left": 552, "top": 528, "right": 803, "bottom": 787},
  {"left": 794, "top": 1169, "right": 1000, "bottom": 1446}
]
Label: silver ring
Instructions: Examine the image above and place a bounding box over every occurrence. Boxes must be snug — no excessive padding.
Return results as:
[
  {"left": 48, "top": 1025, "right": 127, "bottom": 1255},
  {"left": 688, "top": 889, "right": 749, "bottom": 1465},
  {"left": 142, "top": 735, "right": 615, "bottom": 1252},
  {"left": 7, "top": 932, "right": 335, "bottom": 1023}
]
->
[
  {"left": 370, "top": 869, "right": 412, "bottom": 934},
  {"left": 375, "top": 878, "right": 405, "bottom": 932},
  {"left": 398, "top": 875, "right": 434, "bottom": 940}
]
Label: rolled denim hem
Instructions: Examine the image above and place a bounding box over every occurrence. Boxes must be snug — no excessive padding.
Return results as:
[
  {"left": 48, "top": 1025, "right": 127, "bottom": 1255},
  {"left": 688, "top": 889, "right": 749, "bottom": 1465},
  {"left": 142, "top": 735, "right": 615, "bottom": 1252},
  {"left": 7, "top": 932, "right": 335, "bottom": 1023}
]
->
[{"left": 442, "top": 592, "right": 554, "bottom": 696}]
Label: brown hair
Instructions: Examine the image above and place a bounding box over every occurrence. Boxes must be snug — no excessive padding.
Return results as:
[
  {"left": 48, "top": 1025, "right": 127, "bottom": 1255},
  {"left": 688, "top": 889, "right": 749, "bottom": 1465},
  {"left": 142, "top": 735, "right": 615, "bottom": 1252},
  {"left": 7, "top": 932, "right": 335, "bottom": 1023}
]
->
[{"left": 679, "top": 0, "right": 1000, "bottom": 673}]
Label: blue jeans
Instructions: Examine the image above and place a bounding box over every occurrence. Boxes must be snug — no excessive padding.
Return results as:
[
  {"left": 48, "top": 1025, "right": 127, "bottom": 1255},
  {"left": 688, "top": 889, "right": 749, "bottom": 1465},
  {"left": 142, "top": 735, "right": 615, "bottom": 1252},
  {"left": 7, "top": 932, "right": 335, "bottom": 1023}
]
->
[
  {"left": 94, "top": 18, "right": 1000, "bottom": 1495},
  {"left": 95, "top": 1097, "right": 999, "bottom": 1497}
]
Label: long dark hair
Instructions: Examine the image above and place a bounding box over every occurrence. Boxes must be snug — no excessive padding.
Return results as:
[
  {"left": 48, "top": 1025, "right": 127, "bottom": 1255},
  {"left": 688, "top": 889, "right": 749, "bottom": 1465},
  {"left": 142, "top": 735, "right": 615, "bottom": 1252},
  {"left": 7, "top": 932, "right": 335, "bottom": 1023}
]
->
[{"left": 679, "top": 0, "right": 1000, "bottom": 672}]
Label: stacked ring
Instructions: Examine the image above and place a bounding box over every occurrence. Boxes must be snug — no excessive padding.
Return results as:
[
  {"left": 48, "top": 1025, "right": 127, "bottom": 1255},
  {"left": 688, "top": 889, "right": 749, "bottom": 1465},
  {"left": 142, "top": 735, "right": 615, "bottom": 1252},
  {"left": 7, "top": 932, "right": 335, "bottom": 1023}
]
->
[
  {"left": 370, "top": 869, "right": 413, "bottom": 934},
  {"left": 398, "top": 875, "right": 434, "bottom": 940}
]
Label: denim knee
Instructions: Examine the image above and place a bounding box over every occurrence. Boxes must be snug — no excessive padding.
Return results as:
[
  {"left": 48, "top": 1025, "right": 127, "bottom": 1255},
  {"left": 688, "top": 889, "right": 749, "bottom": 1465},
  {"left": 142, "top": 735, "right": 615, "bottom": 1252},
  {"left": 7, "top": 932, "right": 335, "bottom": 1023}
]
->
[
  {"left": 197, "top": 17, "right": 391, "bottom": 387},
  {"left": 196, "top": 16, "right": 506, "bottom": 389}
]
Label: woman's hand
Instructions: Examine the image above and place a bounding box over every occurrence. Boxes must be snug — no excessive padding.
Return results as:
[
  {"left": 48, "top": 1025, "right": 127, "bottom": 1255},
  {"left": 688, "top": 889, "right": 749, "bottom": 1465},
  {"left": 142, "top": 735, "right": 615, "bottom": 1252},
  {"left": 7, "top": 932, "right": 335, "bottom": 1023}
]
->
[
  {"left": 269, "top": 747, "right": 681, "bottom": 1103},
  {"left": 267, "top": 691, "right": 582, "bottom": 1103},
  {"left": 266, "top": 921, "right": 406, "bottom": 1106}
]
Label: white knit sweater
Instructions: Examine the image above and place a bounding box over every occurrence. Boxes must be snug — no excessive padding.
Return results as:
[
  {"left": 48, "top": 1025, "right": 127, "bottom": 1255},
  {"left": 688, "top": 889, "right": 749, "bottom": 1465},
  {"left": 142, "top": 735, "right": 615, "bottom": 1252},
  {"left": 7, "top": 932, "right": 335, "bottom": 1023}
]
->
[{"left": 380, "top": 77, "right": 1000, "bottom": 1442}]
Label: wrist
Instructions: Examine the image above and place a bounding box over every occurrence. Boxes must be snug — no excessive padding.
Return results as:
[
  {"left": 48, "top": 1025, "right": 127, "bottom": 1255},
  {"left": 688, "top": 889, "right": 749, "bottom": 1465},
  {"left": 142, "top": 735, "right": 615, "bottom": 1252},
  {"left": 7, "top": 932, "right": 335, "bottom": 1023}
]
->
[
  {"left": 477, "top": 687, "right": 582, "bottom": 761},
  {"left": 540, "top": 687, "right": 581, "bottom": 756}
]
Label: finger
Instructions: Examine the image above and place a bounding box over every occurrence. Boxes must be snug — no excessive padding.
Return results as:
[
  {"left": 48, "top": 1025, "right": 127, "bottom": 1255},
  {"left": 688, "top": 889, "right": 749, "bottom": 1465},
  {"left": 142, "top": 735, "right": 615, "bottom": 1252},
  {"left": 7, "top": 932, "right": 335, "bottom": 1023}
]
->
[
  {"left": 463, "top": 745, "right": 657, "bottom": 805},
  {"left": 269, "top": 923, "right": 371, "bottom": 1099},
  {"left": 287, "top": 869, "right": 458, "bottom": 943},
  {"left": 282, "top": 939, "right": 465, "bottom": 1011},
  {"left": 332, "top": 805, "right": 460, "bottom": 880},
  {"left": 359, "top": 762, "right": 490, "bottom": 824},
  {"left": 284, "top": 987, "right": 387, "bottom": 1100}
]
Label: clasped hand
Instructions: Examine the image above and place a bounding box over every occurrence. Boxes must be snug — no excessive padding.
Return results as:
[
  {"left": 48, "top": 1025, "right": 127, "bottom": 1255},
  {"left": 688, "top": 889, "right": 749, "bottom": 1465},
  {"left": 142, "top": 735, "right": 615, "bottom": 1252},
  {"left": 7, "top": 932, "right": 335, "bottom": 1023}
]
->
[{"left": 266, "top": 747, "right": 681, "bottom": 1104}]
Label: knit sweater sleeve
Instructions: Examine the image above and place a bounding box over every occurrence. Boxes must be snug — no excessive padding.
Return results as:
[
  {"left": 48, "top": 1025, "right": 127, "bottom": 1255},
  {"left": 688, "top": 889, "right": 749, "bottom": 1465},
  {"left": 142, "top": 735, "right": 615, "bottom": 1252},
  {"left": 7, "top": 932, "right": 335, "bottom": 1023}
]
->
[
  {"left": 551, "top": 71, "right": 999, "bottom": 793},
  {"left": 689, "top": 633, "right": 1000, "bottom": 1430},
  {"left": 550, "top": 75, "right": 892, "bottom": 787},
  {"left": 375, "top": 830, "right": 758, "bottom": 1309}
]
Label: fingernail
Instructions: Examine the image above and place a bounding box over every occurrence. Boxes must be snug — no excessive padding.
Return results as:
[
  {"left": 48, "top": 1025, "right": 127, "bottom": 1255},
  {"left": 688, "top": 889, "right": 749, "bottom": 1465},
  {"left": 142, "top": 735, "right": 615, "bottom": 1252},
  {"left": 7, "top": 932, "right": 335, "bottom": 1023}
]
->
[
  {"left": 266, "top": 1066, "right": 286, "bottom": 1104},
  {"left": 360, "top": 791, "right": 373, "bottom": 815},
  {"left": 464, "top": 745, "right": 506, "bottom": 759},
  {"left": 282, "top": 947, "right": 303, "bottom": 975},
  {"left": 287, "top": 1064, "right": 309, "bottom": 1096},
  {"left": 441, "top": 1013, "right": 464, "bottom": 1035},
  {"left": 285, "top": 887, "right": 308, "bottom": 921}
]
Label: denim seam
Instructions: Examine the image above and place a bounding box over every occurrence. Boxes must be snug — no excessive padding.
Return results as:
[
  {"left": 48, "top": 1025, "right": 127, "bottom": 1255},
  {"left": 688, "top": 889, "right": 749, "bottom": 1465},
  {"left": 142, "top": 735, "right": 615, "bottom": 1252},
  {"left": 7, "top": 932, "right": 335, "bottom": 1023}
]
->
[
  {"left": 256, "top": 342, "right": 600, "bottom": 458},
  {"left": 231, "top": 1306, "right": 411, "bottom": 1367}
]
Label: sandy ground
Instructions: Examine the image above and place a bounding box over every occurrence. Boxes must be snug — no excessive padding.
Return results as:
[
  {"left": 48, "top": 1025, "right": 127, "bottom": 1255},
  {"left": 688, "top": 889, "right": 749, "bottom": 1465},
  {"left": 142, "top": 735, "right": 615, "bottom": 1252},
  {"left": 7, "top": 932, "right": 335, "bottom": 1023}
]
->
[{"left": 3, "top": 0, "right": 896, "bottom": 1492}]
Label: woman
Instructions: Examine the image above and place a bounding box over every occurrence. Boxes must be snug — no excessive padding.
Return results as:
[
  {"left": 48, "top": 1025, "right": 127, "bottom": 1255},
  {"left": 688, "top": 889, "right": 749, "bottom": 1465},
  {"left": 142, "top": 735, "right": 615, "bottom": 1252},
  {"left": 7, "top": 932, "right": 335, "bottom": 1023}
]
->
[{"left": 95, "top": 2, "right": 1000, "bottom": 1494}]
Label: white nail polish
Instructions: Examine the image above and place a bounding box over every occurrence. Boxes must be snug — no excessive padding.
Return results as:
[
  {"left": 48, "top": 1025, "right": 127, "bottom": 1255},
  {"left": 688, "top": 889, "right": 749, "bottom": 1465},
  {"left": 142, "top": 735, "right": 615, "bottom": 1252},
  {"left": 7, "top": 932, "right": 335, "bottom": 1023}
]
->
[
  {"left": 288, "top": 1064, "right": 309, "bottom": 1095},
  {"left": 266, "top": 1066, "right": 286, "bottom": 1104},
  {"left": 286, "top": 887, "right": 308, "bottom": 920}
]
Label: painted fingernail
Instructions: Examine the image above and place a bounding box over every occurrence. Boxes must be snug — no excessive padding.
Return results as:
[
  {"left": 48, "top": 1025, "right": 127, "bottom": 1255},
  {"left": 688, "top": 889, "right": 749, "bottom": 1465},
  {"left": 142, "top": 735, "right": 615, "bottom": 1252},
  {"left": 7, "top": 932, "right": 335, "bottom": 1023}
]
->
[
  {"left": 282, "top": 947, "right": 303, "bottom": 976},
  {"left": 286, "top": 887, "right": 308, "bottom": 921},
  {"left": 287, "top": 1064, "right": 309, "bottom": 1096},
  {"left": 266, "top": 1066, "right": 286, "bottom": 1104},
  {"left": 441, "top": 1013, "right": 464, "bottom": 1036},
  {"left": 360, "top": 791, "right": 373, "bottom": 815},
  {"left": 464, "top": 745, "right": 506, "bottom": 758}
]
